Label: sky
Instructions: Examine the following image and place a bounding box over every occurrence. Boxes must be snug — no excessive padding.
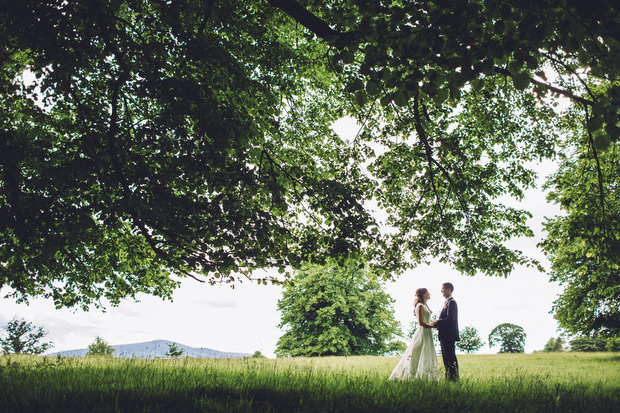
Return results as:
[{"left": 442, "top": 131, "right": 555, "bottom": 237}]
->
[{"left": 0, "top": 121, "right": 565, "bottom": 358}]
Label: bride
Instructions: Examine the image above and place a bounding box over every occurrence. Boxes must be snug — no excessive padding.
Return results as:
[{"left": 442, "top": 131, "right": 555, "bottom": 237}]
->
[{"left": 389, "top": 288, "right": 440, "bottom": 381}]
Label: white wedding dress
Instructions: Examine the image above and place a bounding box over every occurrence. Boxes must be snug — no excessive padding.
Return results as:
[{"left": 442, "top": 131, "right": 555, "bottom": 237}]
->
[{"left": 389, "top": 303, "right": 440, "bottom": 381}]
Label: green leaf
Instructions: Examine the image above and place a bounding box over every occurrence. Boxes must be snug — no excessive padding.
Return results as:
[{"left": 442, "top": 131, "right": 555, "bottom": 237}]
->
[
  {"left": 604, "top": 123, "right": 620, "bottom": 141},
  {"left": 380, "top": 94, "right": 392, "bottom": 107},
  {"left": 604, "top": 112, "right": 617, "bottom": 125},
  {"left": 394, "top": 90, "right": 409, "bottom": 106},
  {"left": 355, "top": 90, "right": 367, "bottom": 106},
  {"left": 526, "top": 56, "right": 538, "bottom": 70},
  {"left": 587, "top": 116, "right": 604, "bottom": 132},
  {"left": 341, "top": 50, "right": 355, "bottom": 64},
  {"left": 366, "top": 80, "right": 380, "bottom": 96},
  {"left": 534, "top": 70, "right": 547, "bottom": 81},
  {"left": 512, "top": 72, "right": 530, "bottom": 90},
  {"left": 471, "top": 78, "right": 483, "bottom": 92},
  {"left": 508, "top": 61, "right": 522, "bottom": 75},
  {"left": 346, "top": 79, "right": 364, "bottom": 93},
  {"left": 593, "top": 134, "right": 611, "bottom": 150},
  {"left": 434, "top": 88, "right": 450, "bottom": 104},
  {"left": 592, "top": 103, "right": 606, "bottom": 117}
]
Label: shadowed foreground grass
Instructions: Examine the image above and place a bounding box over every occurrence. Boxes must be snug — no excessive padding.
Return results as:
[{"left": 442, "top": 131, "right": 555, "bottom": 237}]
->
[{"left": 0, "top": 352, "right": 618, "bottom": 412}]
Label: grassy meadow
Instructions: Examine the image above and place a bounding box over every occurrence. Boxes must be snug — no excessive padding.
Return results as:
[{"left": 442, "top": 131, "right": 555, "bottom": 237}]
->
[{"left": 1, "top": 352, "right": 618, "bottom": 412}]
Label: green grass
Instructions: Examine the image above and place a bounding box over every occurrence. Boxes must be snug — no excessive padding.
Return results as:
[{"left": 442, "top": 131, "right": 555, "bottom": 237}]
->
[{"left": 1, "top": 352, "right": 618, "bottom": 412}]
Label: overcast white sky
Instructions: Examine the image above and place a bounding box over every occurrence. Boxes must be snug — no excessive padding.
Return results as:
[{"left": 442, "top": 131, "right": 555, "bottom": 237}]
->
[{"left": 0, "top": 120, "right": 565, "bottom": 358}]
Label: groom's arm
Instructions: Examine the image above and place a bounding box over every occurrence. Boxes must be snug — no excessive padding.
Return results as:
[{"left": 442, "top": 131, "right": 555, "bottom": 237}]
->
[
  {"left": 446, "top": 300, "right": 457, "bottom": 326},
  {"left": 436, "top": 300, "right": 457, "bottom": 328}
]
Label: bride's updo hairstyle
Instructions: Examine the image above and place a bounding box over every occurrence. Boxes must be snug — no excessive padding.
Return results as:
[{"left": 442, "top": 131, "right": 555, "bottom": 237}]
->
[{"left": 413, "top": 288, "right": 428, "bottom": 307}]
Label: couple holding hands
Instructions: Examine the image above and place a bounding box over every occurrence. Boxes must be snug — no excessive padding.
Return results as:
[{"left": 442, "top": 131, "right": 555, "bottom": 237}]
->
[{"left": 389, "top": 282, "right": 460, "bottom": 382}]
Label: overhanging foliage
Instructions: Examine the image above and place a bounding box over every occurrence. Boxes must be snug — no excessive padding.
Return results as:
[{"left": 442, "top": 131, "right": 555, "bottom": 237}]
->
[{"left": 1, "top": 0, "right": 619, "bottom": 308}]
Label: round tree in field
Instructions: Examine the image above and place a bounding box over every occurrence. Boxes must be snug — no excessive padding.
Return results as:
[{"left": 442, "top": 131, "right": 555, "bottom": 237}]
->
[
  {"left": 275, "top": 259, "right": 405, "bottom": 357},
  {"left": 488, "top": 323, "right": 526, "bottom": 353},
  {"left": 457, "top": 326, "right": 485, "bottom": 353},
  {"left": 0, "top": 317, "right": 53, "bottom": 355},
  {"left": 86, "top": 336, "right": 115, "bottom": 357}
]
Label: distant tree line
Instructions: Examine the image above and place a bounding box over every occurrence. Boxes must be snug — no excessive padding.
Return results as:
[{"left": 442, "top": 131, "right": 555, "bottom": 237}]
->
[{"left": 544, "top": 335, "right": 620, "bottom": 352}]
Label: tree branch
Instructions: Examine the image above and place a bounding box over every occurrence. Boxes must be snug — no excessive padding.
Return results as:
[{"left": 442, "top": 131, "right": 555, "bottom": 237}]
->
[
  {"left": 197, "top": 0, "right": 215, "bottom": 35},
  {"left": 584, "top": 107, "right": 607, "bottom": 221},
  {"left": 542, "top": 52, "right": 597, "bottom": 101},
  {"left": 267, "top": 0, "right": 359, "bottom": 47},
  {"left": 0, "top": 132, "right": 28, "bottom": 241},
  {"left": 412, "top": 98, "right": 471, "bottom": 224},
  {"left": 494, "top": 67, "right": 595, "bottom": 106},
  {"left": 93, "top": 6, "right": 190, "bottom": 278},
  {"left": 412, "top": 98, "right": 441, "bottom": 208}
]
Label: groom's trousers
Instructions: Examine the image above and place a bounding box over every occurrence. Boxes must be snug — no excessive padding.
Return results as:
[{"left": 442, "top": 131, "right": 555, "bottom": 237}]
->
[{"left": 440, "top": 340, "right": 459, "bottom": 381}]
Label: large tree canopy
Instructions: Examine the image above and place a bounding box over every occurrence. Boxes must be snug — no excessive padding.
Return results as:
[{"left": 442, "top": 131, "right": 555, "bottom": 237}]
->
[
  {"left": 1, "top": 0, "right": 368, "bottom": 307},
  {"left": 1, "top": 0, "right": 619, "bottom": 308},
  {"left": 541, "top": 100, "right": 620, "bottom": 337}
]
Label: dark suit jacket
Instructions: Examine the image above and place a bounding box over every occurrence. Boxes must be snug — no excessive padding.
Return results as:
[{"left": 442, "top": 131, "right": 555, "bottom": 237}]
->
[{"left": 437, "top": 297, "right": 459, "bottom": 342}]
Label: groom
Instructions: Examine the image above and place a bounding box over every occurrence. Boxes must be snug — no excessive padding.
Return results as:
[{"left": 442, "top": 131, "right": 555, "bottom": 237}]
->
[{"left": 433, "top": 282, "right": 459, "bottom": 381}]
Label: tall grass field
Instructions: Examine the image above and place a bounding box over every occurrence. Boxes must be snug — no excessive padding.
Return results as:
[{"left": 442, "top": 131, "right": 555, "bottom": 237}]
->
[{"left": 1, "top": 352, "right": 618, "bottom": 412}]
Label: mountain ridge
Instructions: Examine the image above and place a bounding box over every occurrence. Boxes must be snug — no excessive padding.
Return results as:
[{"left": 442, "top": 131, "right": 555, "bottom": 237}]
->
[{"left": 50, "top": 339, "right": 251, "bottom": 358}]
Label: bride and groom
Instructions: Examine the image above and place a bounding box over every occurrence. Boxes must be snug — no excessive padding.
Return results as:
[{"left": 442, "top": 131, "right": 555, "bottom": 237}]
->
[{"left": 389, "top": 282, "right": 459, "bottom": 382}]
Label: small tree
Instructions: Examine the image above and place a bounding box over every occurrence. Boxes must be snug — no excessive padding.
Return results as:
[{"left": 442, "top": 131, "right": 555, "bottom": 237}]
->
[
  {"left": 165, "top": 342, "right": 185, "bottom": 358},
  {"left": 0, "top": 317, "right": 54, "bottom": 355},
  {"left": 251, "top": 350, "right": 266, "bottom": 358},
  {"left": 457, "top": 326, "right": 485, "bottom": 353},
  {"left": 543, "top": 337, "right": 565, "bottom": 352},
  {"left": 276, "top": 259, "right": 405, "bottom": 357},
  {"left": 86, "top": 336, "right": 115, "bottom": 356},
  {"left": 488, "top": 323, "right": 526, "bottom": 353}
]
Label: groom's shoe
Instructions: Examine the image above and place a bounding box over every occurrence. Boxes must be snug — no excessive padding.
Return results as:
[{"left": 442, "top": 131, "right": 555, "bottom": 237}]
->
[{"left": 447, "top": 363, "right": 459, "bottom": 381}]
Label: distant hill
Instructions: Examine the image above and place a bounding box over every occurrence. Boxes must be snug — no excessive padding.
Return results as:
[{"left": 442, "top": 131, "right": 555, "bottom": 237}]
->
[{"left": 50, "top": 339, "right": 251, "bottom": 359}]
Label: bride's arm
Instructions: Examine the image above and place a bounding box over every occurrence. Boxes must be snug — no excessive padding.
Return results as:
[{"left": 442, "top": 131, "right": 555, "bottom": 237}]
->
[{"left": 417, "top": 305, "right": 435, "bottom": 328}]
